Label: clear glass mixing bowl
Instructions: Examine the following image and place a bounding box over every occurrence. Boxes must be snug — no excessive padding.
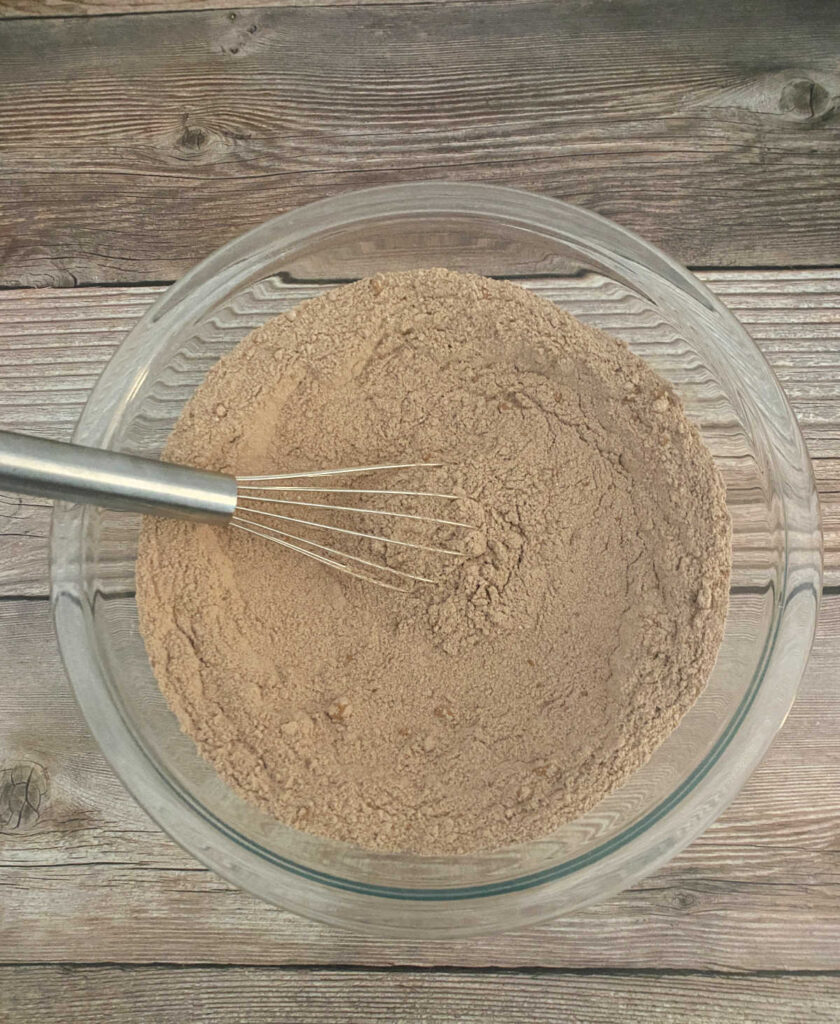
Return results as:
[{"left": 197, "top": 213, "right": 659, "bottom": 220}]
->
[{"left": 51, "top": 183, "right": 822, "bottom": 937}]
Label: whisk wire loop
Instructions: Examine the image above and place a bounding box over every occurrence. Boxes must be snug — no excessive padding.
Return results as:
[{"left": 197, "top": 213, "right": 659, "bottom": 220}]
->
[{"left": 231, "top": 463, "right": 475, "bottom": 590}]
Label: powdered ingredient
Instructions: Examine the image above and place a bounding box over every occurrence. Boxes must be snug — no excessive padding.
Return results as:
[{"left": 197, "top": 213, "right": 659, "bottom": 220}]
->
[{"left": 136, "top": 269, "right": 731, "bottom": 855}]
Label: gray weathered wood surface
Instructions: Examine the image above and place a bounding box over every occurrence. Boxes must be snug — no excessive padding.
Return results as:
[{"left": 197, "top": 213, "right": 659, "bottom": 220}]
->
[
  {"left": 4, "top": 966, "right": 840, "bottom": 1023},
  {"left": 1, "top": 0, "right": 839, "bottom": 286},
  {"left": 0, "top": 0, "right": 439, "bottom": 15},
  {"left": 2, "top": 0, "right": 839, "bottom": 1020},
  {"left": 0, "top": 0, "right": 416, "bottom": 13}
]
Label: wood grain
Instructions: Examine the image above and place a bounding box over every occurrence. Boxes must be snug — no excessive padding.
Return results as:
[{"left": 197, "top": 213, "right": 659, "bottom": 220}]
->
[
  {"left": 1, "top": 1, "right": 839, "bottom": 286},
  {"left": 1, "top": 270, "right": 836, "bottom": 596},
  {"left": 2, "top": 965, "right": 840, "bottom": 1023},
  {"left": 1, "top": 593, "right": 837, "bottom": 968}
]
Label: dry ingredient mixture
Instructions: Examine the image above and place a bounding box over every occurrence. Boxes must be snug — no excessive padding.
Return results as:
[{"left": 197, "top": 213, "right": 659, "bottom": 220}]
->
[{"left": 136, "top": 269, "right": 731, "bottom": 854}]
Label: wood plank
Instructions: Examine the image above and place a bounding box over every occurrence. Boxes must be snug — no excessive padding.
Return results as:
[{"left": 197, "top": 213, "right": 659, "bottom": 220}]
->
[
  {"left": 1, "top": 593, "right": 837, "bottom": 968},
  {"left": 0, "top": 0, "right": 462, "bottom": 17},
  {"left": 2, "top": 966, "right": 840, "bottom": 1023},
  {"left": 1, "top": 1, "right": 839, "bottom": 285},
  {"left": 0, "top": 0, "right": 448, "bottom": 15},
  {"left": 1, "top": 270, "right": 837, "bottom": 596}
]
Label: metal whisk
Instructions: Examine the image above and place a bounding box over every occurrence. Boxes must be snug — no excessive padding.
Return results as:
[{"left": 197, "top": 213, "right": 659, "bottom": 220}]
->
[{"left": 0, "top": 430, "right": 474, "bottom": 591}]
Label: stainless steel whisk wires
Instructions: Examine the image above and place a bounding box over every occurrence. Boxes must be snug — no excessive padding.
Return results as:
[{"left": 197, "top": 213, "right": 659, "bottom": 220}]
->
[
  {"left": 0, "top": 431, "right": 474, "bottom": 591},
  {"left": 230, "top": 463, "right": 473, "bottom": 590}
]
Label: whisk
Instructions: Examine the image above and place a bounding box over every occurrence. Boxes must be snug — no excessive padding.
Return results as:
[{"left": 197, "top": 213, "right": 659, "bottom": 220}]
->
[{"left": 0, "top": 430, "right": 475, "bottom": 591}]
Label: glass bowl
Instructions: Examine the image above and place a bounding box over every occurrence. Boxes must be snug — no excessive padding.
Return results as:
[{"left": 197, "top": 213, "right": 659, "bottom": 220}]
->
[{"left": 50, "top": 182, "right": 821, "bottom": 937}]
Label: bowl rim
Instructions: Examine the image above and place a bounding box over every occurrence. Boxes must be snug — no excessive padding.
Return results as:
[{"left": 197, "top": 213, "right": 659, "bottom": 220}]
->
[{"left": 50, "top": 181, "right": 822, "bottom": 935}]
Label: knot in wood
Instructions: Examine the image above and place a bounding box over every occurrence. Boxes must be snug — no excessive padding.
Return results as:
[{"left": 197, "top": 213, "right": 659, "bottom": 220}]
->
[
  {"left": 0, "top": 761, "right": 48, "bottom": 831},
  {"left": 779, "top": 78, "right": 833, "bottom": 122}
]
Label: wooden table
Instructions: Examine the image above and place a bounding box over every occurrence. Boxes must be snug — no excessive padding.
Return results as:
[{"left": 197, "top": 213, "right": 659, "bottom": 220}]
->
[{"left": 1, "top": 2, "right": 839, "bottom": 1020}]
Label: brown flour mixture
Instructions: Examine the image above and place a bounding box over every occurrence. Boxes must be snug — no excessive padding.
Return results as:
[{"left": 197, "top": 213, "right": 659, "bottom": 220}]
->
[{"left": 136, "top": 269, "right": 731, "bottom": 854}]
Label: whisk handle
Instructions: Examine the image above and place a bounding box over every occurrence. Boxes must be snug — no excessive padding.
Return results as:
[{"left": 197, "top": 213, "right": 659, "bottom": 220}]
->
[{"left": 0, "top": 430, "right": 237, "bottom": 522}]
